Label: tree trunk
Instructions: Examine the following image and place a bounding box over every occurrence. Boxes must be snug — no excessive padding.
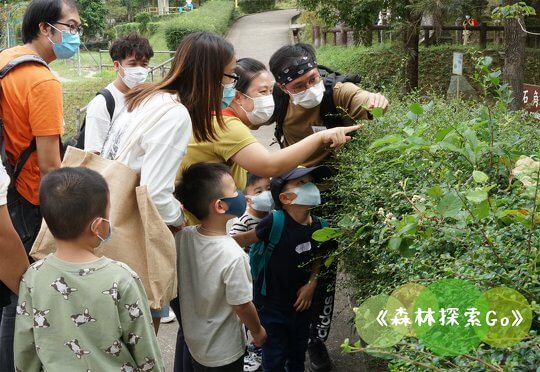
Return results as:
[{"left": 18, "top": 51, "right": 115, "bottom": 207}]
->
[
  {"left": 403, "top": 6, "right": 421, "bottom": 94},
  {"left": 503, "top": 0, "right": 527, "bottom": 111}
]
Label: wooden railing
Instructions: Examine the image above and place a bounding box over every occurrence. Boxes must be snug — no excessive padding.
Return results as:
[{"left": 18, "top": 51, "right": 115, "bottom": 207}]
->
[{"left": 312, "top": 24, "right": 540, "bottom": 49}]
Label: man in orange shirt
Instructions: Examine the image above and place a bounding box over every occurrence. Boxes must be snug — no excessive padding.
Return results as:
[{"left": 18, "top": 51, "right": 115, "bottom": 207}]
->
[{"left": 0, "top": 0, "right": 81, "bottom": 369}]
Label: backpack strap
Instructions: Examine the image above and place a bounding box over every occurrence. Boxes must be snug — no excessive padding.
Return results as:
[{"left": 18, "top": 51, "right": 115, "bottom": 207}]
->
[
  {"left": 0, "top": 53, "right": 48, "bottom": 185},
  {"left": 0, "top": 54, "right": 48, "bottom": 79},
  {"left": 261, "top": 210, "right": 285, "bottom": 296},
  {"left": 99, "top": 88, "right": 115, "bottom": 120}
]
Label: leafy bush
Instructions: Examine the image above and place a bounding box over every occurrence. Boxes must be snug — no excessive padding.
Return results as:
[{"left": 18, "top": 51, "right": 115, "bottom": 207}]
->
[
  {"left": 316, "top": 44, "right": 540, "bottom": 95},
  {"left": 135, "top": 12, "right": 152, "bottom": 35},
  {"left": 238, "top": 0, "right": 276, "bottom": 13},
  {"left": 164, "top": 1, "right": 235, "bottom": 51},
  {"left": 325, "top": 57, "right": 539, "bottom": 369},
  {"left": 112, "top": 22, "right": 141, "bottom": 38}
]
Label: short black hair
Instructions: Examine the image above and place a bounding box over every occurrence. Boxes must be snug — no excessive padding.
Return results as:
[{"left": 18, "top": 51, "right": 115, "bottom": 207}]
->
[
  {"left": 22, "top": 0, "right": 79, "bottom": 44},
  {"left": 40, "top": 167, "right": 108, "bottom": 240},
  {"left": 176, "top": 163, "right": 231, "bottom": 220},
  {"left": 234, "top": 58, "right": 267, "bottom": 94},
  {"left": 268, "top": 43, "right": 316, "bottom": 84},
  {"left": 109, "top": 33, "right": 154, "bottom": 62},
  {"left": 245, "top": 172, "right": 264, "bottom": 191}
]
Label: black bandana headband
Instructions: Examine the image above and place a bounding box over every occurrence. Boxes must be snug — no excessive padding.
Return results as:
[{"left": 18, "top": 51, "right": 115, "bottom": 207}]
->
[{"left": 276, "top": 56, "right": 318, "bottom": 85}]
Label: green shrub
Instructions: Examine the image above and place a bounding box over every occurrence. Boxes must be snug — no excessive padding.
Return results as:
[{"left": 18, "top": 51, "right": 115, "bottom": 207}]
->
[
  {"left": 134, "top": 12, "right": 152, "bottom": 34},
  {"left": 316, "top": 44, "right": 540, "bottom": 95},
  {"left": 112, "top": 22, "right": 141, "bottom": 38},
  {"left": 147, "top": 22, "right": 160, "bottom": 36},
  {"left": 325, "top": 57, "right": 539, "bottom": 369},
  {"left": 238, "top": 0, "right": 276, "bottom": 13},
  {"left": 164, "top": 1, "right": 235, "bottom": 51}
]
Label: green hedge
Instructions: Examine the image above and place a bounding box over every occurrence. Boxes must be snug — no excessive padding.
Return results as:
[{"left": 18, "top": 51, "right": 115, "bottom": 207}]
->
[
  {"left": 325, "top": 59, "right": 539, "bottom": 369},
  {"left": 316, "top": 44, "right": 540, "bottom": 95},
  {"left": 164, "top": 1, "right": 235, "bottom": 51},
  {"left": 238, "top": 0, "right": 275, "bottom": 13},
  {"left": 112, "top": 22, "right": 141, "bottom": 38}
]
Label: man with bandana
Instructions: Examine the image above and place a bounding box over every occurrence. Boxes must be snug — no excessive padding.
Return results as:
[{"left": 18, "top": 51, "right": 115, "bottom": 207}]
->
[
  {"left": 0, "top": 0, "right": 81, "bottom": 369},
  {"left": 262, "top": 43, "right": 388, "bottom": 371}
]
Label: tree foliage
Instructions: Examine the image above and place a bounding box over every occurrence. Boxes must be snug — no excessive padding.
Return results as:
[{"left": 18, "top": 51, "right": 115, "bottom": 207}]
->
[{"left": 79, "top": 0, "right": 107, "bottom": 39}]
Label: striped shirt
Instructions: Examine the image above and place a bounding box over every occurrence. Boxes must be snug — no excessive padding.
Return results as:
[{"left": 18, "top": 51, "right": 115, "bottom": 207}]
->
[{"left": 229, "top": 212, "right": 261, "bottom": 236}]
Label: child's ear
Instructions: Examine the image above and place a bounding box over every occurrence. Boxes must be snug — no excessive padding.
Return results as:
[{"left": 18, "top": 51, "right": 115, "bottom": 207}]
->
[
  {"left": 279, "top": 191, "right": 295, "bottom": 206},
  {"left": 245, "top": 195, "right": 253, "bottom": 207},
  {"left": 213, "top": 199, "right": 228, "bottom": 215}
]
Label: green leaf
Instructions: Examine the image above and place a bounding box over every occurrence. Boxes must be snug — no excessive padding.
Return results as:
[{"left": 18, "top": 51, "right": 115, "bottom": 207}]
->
[
  {"left": 435, "top": 127, "right": 453, "bottom": 142},
  {"left": 399, "top": 239, "right": 415, "bottom": 258},
  {"left": 370, "top": 134, "right": 402, "bottom": 149},
  {"left": 324, "top": 255, "right": 335, "bottom": 268},
  {"left": 471, "top": 200, "right": 490, "bottom": 219},
  {"left": 388, "top": 237, "right": 402, "bottom": 251},
  {"left": 427, "top": 185, "right": 444, "bottom": 199},
  {"left": 473, "top": 170, "right": 489, "bottom": 184},
  {"left": 371, "top": 107, "right": 384, "bottom": 118},
  {"left": 406, "top": 111, "right": 418, "bottom": 121},
  {"left": 465, "top": 190, "right": 488, "bottom": 203},
  {"left": 436, "top": 192, "right": 462, "bottom": 218},
  {"left": 409, "top": 102, "right": 424, "bottom": 116},
  {"left": 312, "top": 227, "right": 343, "bottom": 242}
]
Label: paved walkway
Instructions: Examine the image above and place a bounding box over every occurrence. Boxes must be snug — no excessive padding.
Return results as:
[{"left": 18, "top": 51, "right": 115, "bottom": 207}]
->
[{"left": 157, "top": 9, "right": 372, "bottom": 372}]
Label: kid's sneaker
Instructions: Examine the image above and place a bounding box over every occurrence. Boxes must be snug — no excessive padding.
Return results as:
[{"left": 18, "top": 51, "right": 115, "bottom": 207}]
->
[{"left": 243, "top": 350, "right": 261, "bottom": 372}]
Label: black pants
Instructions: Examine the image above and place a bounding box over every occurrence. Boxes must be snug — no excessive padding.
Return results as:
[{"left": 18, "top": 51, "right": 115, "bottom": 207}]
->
[{"left": 0, "top": 189, "right": 42, "bottom": 371}]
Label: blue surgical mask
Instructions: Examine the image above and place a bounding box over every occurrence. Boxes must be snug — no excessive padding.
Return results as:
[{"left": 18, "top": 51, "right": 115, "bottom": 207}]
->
[
  {"left": 93, "top": 218, "right": 112, "bottom": 247},
  {"left": 220, "top": 189, "right": 247, "bottom": 217},
  {"left": 251, "top": 191, "right": 275, "bottom": 212},
  {"left": 289, "top": 182, "right": 321, "bottom": 206},
  {"left": 47, "top": 23, "right": 80, "bottom": 59},
  {"left": 221, "top": 83, "right": 236, "bottom": 108}
]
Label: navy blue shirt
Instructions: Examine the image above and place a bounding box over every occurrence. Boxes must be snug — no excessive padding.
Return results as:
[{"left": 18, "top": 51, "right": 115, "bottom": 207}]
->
[{"left": 254, "top": 210, "right": 331, "bottom": 311}]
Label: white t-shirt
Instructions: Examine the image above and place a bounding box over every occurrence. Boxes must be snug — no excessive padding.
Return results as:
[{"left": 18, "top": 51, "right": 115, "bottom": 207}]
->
[
  {"left": 84, "top": 82, "right": 126, "bottom": 154},
  {"left": 101, "top": 92, "right": 192, "bottom": 226},
  {"left": 0, "top": 164, "right": 9, "bottom": 205},
  {"left": 176, "top": 226, "right": 252, "bottom": 367}
]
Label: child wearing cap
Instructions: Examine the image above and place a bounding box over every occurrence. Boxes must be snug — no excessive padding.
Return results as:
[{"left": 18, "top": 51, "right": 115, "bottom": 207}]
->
[{"left": 232, "top": 165, "right": 335, "bottom": 371}]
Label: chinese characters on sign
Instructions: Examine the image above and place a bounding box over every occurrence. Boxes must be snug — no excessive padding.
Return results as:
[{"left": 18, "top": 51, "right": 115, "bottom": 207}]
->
[{"left": 522, "top": 83, "right": 540, "bottom": 120}]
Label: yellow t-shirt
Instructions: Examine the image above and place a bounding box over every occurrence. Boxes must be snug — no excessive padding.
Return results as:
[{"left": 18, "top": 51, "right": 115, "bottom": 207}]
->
[
  {"left": 282, "top": 82, "right": 372, "bottom": 167},
  {"left": 177, "top": 109, "right": 258, "bottom": 225}
]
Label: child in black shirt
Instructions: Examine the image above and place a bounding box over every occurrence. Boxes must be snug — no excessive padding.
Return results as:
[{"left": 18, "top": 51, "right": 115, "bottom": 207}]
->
[{"left": 233, "top": 165, "right": 333, "bottom": 371}]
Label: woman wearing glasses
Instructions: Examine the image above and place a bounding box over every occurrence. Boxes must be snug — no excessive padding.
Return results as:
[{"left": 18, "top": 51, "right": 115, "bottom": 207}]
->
[
  {"left": 100, "top": 31, "right": 236, "bottom": 332},
  {"left": 179, "top": 57, "right": 359, "bottom": 212}
]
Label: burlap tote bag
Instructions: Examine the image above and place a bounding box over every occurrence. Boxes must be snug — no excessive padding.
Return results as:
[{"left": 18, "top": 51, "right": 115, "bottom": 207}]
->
[{"left": 31, "top": 103, "right": 177, "bottom": 310}]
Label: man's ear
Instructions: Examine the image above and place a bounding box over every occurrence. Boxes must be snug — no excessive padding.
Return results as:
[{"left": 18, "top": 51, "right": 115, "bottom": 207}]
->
[
  {"left": 113, "top": 60, "right": 121, "bottom": 73},
  {"left": 277, "top": 83, "right": 288, "bottom": 94},
  {"left": 38, "top": 22, "right": 51, "bottom": 37}
]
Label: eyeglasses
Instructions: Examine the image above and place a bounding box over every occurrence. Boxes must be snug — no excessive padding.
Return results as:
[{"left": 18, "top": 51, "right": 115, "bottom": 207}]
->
[
  {"left": 52, "top": 21, "right": 83, "bottom": 36},
  {"left": 223, "top": 72, "right": 239, "bottom": 88},
  {"left": 288, "top": 74, "right": 321, "bottom": 94}
]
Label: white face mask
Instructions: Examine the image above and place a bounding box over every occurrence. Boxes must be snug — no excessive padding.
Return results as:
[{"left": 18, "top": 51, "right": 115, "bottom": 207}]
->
[
  {"left": 240, "top": 93, "right": 275, "bottom": 125},
  {"left": 288, "top": 80, "right": 325, "bottom": 109},
  {"left": 120, "top": 65, "right": 149, "bottom": 89}
]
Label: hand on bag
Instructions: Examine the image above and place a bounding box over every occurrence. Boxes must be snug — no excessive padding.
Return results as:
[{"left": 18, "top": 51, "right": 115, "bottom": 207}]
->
[
  {"left": 251, "top": 326, "right": 267, "bottom": 347},
  {"left": 320, "top": 125, "right": 362, "bottom": 149},
  {"left": 294, "top": 280, "right": 317, "bottom": 312}
]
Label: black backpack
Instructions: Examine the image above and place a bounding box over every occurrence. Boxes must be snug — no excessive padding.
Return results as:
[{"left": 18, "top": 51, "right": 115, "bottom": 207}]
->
[
  {"left": 63, "top": 88, "right": 115, "bottom": 152},
  {"left": 271, "top": 65, "right": 362, "bottom": 148},
  {"left": 0, "top": 54, "right": 49, "bottom": 189}
]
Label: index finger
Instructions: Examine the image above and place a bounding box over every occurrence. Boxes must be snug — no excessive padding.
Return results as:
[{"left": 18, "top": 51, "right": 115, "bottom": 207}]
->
[{"left": 344, "top": 124, "right": 362, "bottom": 134}]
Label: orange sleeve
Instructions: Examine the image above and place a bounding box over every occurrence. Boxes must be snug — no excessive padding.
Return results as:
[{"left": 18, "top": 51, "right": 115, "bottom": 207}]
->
[{"left": 27, "top": 79, "right": 64, "bottom": 137}]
